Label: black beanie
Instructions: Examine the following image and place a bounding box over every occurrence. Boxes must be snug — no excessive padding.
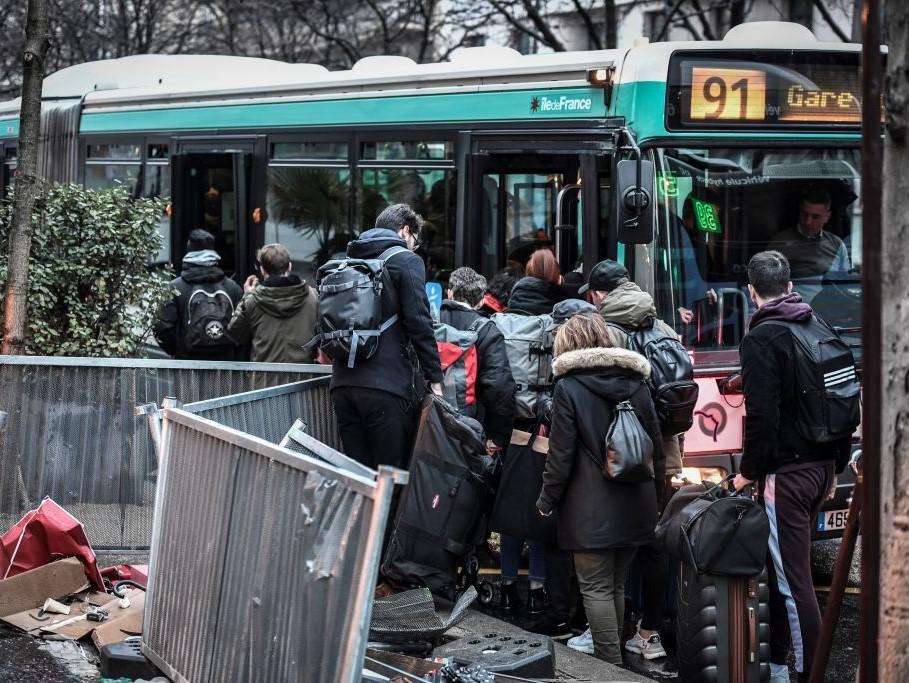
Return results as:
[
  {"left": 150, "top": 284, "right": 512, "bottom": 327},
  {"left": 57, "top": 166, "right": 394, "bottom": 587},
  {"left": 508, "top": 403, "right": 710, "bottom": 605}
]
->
[{"left": 186, "top": 229, "right": 215, "bottom": 252}]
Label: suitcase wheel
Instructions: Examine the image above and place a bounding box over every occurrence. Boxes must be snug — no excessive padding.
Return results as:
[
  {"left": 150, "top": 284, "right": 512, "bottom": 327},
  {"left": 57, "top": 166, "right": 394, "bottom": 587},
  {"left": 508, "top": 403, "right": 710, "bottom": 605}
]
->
[{"left": 477, "top": 581, "right": 495, "bottom": 605}]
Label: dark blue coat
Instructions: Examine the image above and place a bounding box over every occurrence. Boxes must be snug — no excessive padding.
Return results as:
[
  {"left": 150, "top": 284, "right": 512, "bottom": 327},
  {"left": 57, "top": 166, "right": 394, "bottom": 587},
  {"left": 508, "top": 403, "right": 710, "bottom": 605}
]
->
[{"left": 329, "top": 229, "right": 442, "bottom": 402}]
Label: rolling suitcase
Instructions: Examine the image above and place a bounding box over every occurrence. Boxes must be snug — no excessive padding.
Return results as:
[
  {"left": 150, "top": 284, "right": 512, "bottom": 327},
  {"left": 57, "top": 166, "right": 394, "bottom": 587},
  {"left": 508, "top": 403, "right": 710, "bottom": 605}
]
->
[
  {"left": 381, "top": 395, "right": 496, "bottom": 600},
  {"left": 676, "top": 563, "right": 771, "bottom": 683}
]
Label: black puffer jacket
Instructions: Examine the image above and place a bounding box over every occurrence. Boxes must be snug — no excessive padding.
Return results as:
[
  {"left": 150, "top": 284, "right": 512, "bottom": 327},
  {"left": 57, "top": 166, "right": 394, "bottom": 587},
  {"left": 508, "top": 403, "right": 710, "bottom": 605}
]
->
[
  {"left": 330, "top": 229, "right": 442, "bottom": 402},
  {"left": 154, "top": 263, "right": 243, "bottom": 360},
  {"left": 439, "top": 300, "right": 516, "bottom": 447},
  {"left": 537, "top": 346, "right": 665, "bottom": 551},
  {"left": 508, "top": 276, "right": 566, "bottom": 315}
]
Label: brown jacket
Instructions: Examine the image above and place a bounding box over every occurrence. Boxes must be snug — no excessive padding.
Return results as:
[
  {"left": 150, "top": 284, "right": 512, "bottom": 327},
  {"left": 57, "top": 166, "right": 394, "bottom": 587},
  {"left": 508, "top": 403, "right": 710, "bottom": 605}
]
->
[
  {"left": 596, "top": 281, "right": 684, "bottom": 474},
  {"left": 228, "top": 274, "right": 317, "bottom": 364}
]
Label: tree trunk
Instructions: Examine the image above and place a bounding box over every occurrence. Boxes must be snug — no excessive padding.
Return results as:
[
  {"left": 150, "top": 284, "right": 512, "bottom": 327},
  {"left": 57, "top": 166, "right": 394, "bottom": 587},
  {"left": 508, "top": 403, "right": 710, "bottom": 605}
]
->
[
  {"left": 880, "top": 0, "right": 909, "bottom": 679},
  {"left": 2, "top": 0, "right": 49, "bottom": 356},
  {"left": 604, "top": 0, "right": 617, "bottom": 49}
]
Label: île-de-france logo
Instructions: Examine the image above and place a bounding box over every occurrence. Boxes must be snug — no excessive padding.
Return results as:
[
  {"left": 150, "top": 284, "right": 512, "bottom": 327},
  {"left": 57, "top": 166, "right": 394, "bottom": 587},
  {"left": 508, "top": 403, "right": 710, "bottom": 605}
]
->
[{"left": 530, "top": 94, "right": 594, "bottom": 114}]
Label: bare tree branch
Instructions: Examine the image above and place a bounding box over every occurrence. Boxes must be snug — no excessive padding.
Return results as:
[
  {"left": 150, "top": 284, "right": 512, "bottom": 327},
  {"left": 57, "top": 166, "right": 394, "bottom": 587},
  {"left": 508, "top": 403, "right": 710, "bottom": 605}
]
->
[{"left": 812, "top": 0, "right": 851, "bottom": 42}]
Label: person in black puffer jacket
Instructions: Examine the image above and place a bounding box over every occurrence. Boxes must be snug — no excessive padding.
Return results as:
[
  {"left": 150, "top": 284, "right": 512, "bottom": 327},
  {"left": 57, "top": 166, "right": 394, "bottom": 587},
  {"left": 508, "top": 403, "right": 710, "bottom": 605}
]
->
[
  {"left": 438, "top": 267, "right": 516, "bottom": 449},
  {"left": 508, "top": 248, "right": 567, "bottom": 315},
  {"left": 154, "top": 229, "right": 243, "bottom": 361},
  {"left": 537, "top": 312, "right": 665, "bottom": 664}
]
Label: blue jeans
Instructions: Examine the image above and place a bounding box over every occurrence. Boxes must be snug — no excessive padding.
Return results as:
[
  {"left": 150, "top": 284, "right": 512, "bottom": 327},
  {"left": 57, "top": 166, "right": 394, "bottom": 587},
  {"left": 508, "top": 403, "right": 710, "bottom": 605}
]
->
[{"left": 500, "top": 535, "right": 546, "bottom": 582}]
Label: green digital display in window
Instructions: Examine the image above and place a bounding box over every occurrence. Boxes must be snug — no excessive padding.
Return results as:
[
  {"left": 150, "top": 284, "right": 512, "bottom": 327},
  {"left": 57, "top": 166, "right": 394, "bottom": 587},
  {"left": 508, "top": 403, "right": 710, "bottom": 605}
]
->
[
  {"left": 692, "top": 197, "right": 722, "bottom": 234},
  {"left": 657, "top": 173, "right": 679, "bottom": 198}
]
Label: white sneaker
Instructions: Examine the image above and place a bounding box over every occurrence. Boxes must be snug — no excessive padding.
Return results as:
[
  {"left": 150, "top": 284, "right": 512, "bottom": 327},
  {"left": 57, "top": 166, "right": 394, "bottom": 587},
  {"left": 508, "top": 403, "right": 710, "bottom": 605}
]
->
[
  {"left": 624, "top": 630, "right": 667, "bottom": 660},
  {"left": 769, "top": 663, "right": 790, "bottom": 683},
  {"left": 567, "top": 627, "right": 595, "bottom": 655}
]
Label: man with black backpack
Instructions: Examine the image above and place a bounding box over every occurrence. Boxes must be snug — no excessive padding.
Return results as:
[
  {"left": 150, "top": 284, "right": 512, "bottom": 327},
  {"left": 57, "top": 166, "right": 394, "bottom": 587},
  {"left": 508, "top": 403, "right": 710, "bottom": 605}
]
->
[
  {"left": 577, "top": 259, "right": 697, "bottom": 660},
  {"left": 154, "top": 229, "right": 243, "bottom": 361},
  {"left": 325, "top": 204, "right": 443, "bottom": 471},
  {"left": 733, "top": 251, "right": 858, "bottom": 683}
]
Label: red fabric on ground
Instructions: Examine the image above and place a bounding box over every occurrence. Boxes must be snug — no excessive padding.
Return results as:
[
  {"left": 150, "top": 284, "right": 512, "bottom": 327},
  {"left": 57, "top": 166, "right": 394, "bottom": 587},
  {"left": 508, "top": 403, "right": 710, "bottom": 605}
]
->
[{"left": 0, "top": 497, "right": 105, "bottom": 590}]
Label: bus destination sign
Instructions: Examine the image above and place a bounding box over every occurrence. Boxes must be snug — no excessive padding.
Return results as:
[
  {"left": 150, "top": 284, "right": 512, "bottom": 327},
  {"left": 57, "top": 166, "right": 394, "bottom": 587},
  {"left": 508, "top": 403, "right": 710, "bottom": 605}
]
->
[{"left": 668, "top": 51, "right": 863, "bottom": 129}]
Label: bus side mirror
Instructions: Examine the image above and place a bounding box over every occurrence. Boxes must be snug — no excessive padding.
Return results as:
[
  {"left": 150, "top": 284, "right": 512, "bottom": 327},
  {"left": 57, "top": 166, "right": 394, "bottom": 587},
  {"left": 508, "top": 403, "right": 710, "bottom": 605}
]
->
[{"left": 615, "top": 158, "right": 654, "bottom": 245}]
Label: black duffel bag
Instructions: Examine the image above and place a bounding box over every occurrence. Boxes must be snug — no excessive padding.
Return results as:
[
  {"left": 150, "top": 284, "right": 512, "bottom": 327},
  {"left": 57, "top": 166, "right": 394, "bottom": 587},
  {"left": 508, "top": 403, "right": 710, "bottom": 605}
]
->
[
  {"left": 656, "top": 476, "right": 769, "bottom": 577},
  {"left": 488, "top": 427, "right": 557, "bottom": 545}
]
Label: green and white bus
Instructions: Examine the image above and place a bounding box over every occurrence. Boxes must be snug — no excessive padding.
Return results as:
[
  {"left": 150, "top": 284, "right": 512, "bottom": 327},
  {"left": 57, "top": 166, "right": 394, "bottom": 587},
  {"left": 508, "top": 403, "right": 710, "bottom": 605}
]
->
[{"left": 0, "top": 20, "right": 866, "bottom": 527}]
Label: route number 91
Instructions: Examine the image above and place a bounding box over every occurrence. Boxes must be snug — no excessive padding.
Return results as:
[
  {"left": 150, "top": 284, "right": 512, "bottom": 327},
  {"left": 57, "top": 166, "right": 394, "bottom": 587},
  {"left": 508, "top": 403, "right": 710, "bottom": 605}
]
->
[{"left": 689, "top": 67, "right": 767, "bottom": 121}]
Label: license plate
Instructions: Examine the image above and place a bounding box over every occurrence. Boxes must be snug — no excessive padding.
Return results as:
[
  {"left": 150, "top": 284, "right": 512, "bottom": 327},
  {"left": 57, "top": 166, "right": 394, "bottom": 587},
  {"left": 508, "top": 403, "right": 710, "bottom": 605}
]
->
[{"left": 817, "top": 509, "right": 849, "bottom": 532}]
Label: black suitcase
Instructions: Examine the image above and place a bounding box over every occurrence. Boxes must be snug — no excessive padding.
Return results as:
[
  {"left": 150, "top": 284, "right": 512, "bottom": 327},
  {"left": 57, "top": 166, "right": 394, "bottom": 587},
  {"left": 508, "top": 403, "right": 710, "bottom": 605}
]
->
[
  {"left": 382, "top": 395, "right": 495, "bottom": 599},
  {"left": 676, "top": 563, "right": 771, "bottom": 683}
]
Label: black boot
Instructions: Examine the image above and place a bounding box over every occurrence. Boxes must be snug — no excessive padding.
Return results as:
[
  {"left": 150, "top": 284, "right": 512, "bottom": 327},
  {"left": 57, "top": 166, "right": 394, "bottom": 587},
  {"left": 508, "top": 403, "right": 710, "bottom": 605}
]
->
[
  {"left": 527, "top": 587, "right": 547, "bottom": 615},
  {"left": 499, "top": 582, "right": 522, "bottom": 612}
]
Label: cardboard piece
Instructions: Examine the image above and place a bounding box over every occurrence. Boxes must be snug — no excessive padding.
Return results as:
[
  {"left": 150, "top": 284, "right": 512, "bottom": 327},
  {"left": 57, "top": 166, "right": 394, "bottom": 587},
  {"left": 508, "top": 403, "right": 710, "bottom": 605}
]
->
[
  {"left": 0, "top": 588, "right": 144, "bottom": 641},
  {"left": 90, "top": 591, "right": 145, "bottom": 649},
  {"left": 0, "top": 558, "right": 88, "bottom": 618}
]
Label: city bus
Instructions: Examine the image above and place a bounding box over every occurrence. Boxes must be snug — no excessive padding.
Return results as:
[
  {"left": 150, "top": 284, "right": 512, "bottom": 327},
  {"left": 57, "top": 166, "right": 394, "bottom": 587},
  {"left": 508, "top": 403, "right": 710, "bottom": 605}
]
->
[{"left": 0, "top": 20, "right": 864, "bottom": 535}]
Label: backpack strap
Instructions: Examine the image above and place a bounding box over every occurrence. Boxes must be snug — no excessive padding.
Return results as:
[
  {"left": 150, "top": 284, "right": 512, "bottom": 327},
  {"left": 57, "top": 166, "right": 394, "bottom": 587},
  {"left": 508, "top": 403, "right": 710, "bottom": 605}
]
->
[{"left": 378, "top": 245, "right": 408, "bottom": 263}]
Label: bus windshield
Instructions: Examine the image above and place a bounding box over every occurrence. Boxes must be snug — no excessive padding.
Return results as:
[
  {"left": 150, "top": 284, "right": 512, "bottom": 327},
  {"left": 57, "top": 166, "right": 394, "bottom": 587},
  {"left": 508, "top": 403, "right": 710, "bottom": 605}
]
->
[{"left": 654, "top": 147, "right": 861, "bottom": 363}]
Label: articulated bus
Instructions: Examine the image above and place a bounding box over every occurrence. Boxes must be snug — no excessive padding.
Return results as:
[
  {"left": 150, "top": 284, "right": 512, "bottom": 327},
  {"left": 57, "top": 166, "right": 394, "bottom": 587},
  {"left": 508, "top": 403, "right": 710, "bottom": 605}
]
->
[{"left": 0, "top": 21, "right": 864, "bottom": 535}]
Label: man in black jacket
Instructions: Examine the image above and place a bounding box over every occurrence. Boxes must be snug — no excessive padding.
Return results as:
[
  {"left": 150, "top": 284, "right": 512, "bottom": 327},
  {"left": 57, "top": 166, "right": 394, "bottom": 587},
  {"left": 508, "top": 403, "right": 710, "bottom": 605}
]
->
[
  {"left": 439, "top": 267, "right": 516, "bottom": 450},
  {"left": 330, "top": 204, "right": 443, "bottom": 471},
  {"left": 154, "top": 229, "right": 243, "bottom": 361},
  {"left": 733, "top": 250, "right": 851, "bottom": 683}
]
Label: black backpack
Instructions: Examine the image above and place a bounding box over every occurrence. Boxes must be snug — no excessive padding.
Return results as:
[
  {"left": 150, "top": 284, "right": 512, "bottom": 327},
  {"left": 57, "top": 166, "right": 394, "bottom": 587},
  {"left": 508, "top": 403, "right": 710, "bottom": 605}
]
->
[
  {"left": 184, "top": 284, "right": 235, "bottom": 351},
  {"left": 762, "top": 315, "right": 860, "bottom": 443},
  {"left": 597, "top": 398, "right": 654, "bottom": 483},
  {"left": 312, "top": 245, "right": 407, "bottom": 368},
  {"left": 609, "top": 321, "right": 699, "bottom": 436}
]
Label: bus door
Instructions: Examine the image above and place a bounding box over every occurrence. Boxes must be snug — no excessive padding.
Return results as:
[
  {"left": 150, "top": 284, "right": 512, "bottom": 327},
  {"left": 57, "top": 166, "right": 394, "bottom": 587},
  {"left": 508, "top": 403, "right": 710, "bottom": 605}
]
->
[
  {"left": 463, "top": 133, "right": 612, "bottom": 278},
  {"left": 170, "top": 148, "right": 251, "bottom": 280}
]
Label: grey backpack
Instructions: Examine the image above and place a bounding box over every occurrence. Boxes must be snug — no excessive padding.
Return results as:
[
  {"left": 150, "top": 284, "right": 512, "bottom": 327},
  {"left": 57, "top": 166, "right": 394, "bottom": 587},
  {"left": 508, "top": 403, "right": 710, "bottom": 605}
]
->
[
  {"left": 312, "top": 245, "right": 407, "bottom": 368},
  {"left": 490, "top": 312, "right": 556, "bottom": 420}
]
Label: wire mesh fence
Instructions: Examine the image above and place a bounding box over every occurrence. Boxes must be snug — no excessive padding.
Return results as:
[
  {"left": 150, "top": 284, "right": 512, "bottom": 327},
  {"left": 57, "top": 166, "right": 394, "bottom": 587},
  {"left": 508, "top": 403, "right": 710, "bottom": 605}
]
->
[{"left": 0, "top": 356, "right": 330, "bottom": 549}]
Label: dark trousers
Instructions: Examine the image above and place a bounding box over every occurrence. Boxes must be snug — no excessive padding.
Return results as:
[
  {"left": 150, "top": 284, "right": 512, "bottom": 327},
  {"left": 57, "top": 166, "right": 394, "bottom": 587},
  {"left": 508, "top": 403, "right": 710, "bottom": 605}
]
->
[
  {"left": 762, "top": 462, "right": 834, "bottom": 680},
  {"left": 331, "top": 387, "right": 416, "bottom": 469},
  {"left": 544, "top": 545, "right": 573, "bottom": 623},
  {"left": 332, "top": 387, "right": 416, "bottom": 560},
  {"left": 640, "top": 476, "right": 673, "bottom": 631},
  {"left": 638, "top": 541, "right": 669, "bottom": 631}
]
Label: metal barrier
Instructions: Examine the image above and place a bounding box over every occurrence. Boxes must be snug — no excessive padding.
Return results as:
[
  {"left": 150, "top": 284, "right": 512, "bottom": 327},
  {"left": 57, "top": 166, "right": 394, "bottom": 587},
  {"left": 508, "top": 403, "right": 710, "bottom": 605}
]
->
[
  {"left": 143, "top": 405, "right": 395, "bottom": 683},
  {"left": 0, "top": 356, "right": 330, "bottom": 549},
  {"left": 180, "top": 376, "right": 340, "bottom": 451}
]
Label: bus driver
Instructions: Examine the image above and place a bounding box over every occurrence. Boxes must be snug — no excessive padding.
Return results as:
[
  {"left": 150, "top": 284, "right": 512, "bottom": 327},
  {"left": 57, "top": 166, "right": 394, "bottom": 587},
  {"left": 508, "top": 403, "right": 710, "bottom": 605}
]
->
[{"left": 767, "top": 188, "right": 850, "bottom": 303}]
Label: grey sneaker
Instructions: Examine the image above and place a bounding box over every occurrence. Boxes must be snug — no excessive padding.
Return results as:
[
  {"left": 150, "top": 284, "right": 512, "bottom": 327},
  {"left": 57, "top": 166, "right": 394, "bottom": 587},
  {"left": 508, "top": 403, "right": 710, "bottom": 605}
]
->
[
  {"left": 624, "top": 630, "right": 667, "bottom": 660},
  {"left": 567, "top": 627, "right": 595, "bottom": 654}
]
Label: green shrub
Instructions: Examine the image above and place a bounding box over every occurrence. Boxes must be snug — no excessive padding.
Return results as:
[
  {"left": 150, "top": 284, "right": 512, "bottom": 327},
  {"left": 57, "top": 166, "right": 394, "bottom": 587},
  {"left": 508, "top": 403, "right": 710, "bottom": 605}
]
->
[{"left": 0, "top": 183, "right": 173, "bottom": 356}]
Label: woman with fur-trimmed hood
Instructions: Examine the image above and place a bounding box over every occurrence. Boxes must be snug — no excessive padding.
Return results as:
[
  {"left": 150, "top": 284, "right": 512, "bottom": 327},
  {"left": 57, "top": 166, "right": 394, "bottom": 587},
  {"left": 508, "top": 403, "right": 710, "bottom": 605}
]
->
[{"left": 536, "top": 312, "right": 664, "bottom": 664}]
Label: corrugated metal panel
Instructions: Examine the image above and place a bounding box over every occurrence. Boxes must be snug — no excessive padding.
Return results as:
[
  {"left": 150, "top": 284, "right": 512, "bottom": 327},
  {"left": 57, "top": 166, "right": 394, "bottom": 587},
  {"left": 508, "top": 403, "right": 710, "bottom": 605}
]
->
[
  {"left": 184, "top": 377, "right": 340, "bottom": 450},
  {"left": 0, "top": 357, "right": 330, "bottom": 549},
  {"left": 144, "top": 409, "right": 393, "bottom": 683}
]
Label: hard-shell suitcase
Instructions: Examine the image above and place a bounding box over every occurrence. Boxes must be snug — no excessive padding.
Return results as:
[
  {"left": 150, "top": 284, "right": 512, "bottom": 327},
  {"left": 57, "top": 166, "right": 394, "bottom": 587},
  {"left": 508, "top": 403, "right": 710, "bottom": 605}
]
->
[
  {"left": 381, "top": 395, "right": 496, "bottom": 599},
  {"left": 676, "top": 563, "right": 770, "bottom": 683}
]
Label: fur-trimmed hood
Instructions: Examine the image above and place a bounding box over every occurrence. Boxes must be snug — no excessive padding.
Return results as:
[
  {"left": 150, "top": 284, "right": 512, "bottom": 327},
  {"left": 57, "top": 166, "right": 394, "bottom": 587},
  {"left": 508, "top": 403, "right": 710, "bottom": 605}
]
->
[{"left": 552, "top": 346, "right": 650, "bottom": 379}]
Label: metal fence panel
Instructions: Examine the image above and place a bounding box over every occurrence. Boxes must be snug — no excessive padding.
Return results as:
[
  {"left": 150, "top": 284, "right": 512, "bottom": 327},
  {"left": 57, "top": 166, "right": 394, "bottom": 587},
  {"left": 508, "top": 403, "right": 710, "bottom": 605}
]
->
[
  {"left": 183, "top": 377, "right": 340, "bottom": 451},
  {"left": 0, "top": 357, "right": 330, "bottom": 549},
  {"left": 143, "top": 408, "right": 392, "bottom": 683}
]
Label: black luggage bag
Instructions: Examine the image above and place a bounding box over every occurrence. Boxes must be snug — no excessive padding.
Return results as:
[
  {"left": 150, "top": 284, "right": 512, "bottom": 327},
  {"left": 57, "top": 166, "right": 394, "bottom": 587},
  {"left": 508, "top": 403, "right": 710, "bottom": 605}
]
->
[
  {"left": 381, "top": 395, "right": 496, "bottom": 599},
  {"left": 656, "top": 476, "right": 769, "bottom": 577},
  {"left": 676, "top": 563, "right": 771, "bottom": 683},
  {"left": 488, "top": 428, "right": 557, "bottom": 545}
]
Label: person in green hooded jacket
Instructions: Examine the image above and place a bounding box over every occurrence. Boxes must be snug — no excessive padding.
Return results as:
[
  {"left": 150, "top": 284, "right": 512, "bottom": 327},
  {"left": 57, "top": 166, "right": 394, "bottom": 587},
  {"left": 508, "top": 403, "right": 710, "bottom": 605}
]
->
[{"left": 228, "top": 243, "right": 318, "bottom": 364}]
